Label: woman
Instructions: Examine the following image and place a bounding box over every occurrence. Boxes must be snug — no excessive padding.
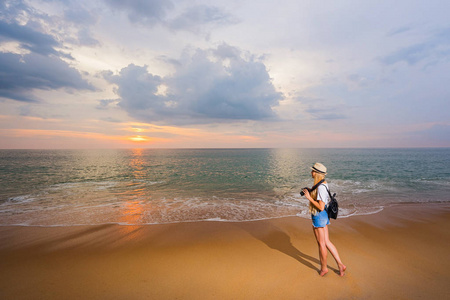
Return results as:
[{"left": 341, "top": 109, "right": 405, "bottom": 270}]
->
[{"left": 302, "top": 162, "right": 346, "bottom": 277}]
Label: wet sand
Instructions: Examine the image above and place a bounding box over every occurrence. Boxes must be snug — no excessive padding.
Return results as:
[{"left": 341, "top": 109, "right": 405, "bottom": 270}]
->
[{"left": 1, "top": 203, "right": 449, "bottom": 299}]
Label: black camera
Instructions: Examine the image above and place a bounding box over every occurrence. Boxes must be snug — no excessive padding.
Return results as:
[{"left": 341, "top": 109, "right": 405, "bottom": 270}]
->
[{"left": 300, "top": 188, "right": 310, "bottom": 196}]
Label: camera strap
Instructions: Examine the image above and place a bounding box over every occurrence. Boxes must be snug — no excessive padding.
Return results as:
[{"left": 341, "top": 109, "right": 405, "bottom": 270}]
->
[{"left": 310, "top": 179, "right": 325, "bottom": 192}]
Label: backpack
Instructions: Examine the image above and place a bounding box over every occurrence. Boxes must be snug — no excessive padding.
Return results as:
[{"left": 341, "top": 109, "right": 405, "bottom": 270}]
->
[{"left": 323, "top": 185, "right": 338, "bottom": 219}]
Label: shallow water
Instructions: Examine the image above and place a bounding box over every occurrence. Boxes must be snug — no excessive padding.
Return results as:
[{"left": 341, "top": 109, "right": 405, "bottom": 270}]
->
[{"left": 1, "top": 148, "right": 449, "bottom": 226}]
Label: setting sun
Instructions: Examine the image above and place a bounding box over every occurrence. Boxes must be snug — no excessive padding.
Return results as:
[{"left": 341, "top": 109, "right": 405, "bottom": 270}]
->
[{"left": 129, "top": 135, "right": 149, "bottom": 143}]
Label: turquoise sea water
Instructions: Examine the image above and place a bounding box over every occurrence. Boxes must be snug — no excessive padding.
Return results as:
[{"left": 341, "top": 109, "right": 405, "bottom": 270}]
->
[{"left": 0, "top": 148, "right": 449, "bottom": 226}]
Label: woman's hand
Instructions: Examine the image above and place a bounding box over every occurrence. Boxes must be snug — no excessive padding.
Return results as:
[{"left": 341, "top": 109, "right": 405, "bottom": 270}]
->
[
  {"left": 303, "top": 189, "right": 324, "bottom": 211},
  {"left": 303, "top": 188, "right": 312, "bottom": 201}
]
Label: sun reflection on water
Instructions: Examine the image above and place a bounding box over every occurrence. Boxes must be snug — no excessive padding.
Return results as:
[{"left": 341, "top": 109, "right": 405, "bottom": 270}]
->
[{"left": 119, "top": 149, "right": 148, "bottom": 230}]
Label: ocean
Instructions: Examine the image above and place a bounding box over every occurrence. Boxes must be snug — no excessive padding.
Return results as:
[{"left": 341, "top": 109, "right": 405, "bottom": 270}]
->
[{"left": 0, "top": 148, "right": 449, "bottom": 226}]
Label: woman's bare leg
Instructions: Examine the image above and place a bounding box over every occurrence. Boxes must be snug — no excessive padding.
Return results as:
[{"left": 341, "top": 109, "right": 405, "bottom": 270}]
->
[
  {"left": 324, "top": 225, "right": 346, "bottom": 276},
  {"left": 313, "top": 226, "right": 328, "bottom": 276}
]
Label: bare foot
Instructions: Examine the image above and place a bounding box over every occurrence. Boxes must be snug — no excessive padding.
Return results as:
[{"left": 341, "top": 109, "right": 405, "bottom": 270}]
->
[
  {"left": 319, "top": 269, "right": 329, "bottom": 277},
  {"left": 339, "top": 264, "right": 347, "bottom": 277}
]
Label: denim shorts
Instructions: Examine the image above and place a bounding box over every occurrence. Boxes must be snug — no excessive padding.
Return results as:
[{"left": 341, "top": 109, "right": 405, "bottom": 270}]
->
[{"left": 311, "top": 208, "right": 330, "bottom": 228}]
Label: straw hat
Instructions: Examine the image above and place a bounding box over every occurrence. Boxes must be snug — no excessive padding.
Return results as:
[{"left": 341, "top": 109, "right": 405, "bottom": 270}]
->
[{"left": 310, "top": 162, "right": 327, "bottom": 175}]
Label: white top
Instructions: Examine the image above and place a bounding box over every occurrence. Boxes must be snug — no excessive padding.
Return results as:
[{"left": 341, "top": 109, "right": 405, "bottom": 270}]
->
[{"left": 317, "top": 183, "right": 329, "bottom": 205}]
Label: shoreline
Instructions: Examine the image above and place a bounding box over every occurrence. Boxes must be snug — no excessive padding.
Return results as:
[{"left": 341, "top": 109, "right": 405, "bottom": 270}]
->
[
  {"left": 0, "top": 200, "right": 437, "bottom": 228},
  {"left": 1, "top": 202, "right": 450, "bottom": 299}
]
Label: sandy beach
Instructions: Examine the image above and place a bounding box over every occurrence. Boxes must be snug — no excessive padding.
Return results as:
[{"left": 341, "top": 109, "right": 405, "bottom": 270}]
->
[{"left": 1, "top": 203, "right": 449, "bottom": 299}]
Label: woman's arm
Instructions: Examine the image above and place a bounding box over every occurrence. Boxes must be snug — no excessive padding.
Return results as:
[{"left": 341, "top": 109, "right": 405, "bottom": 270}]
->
[{"left": 302, "top": 189, "right": 325, "bottom": 211}]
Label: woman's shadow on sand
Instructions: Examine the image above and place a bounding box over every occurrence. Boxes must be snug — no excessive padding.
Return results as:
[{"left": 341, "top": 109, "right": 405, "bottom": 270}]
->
[{"left": 236, "top": 221, "right": 338, "bottom": 274}]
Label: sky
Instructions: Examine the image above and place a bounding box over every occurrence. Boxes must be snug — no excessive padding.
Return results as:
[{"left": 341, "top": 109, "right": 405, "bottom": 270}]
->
[{"left": 0, "top": 0, "right": 449, "bottom": 149}]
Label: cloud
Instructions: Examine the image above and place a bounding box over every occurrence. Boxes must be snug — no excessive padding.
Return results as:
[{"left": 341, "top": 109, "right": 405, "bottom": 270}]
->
[
  {"left": 0, "top": 19, "right": 60, "bottom": 56},
  {"left": 0, "top": 2, "right": 96, "bottom": 102},
  {"left": 63, "top": 5, "right": 100, "bottom": 46},
  {"left": 0, "top": 0, "right": 31, "bottom": 21},
  {"left": 64, "top": 5, "right": 98, "bottom": 25},
  {"left": 103, "top": 0, "right": 236, "bottom": 33},
  {"left": 297, "top": 96, "right": 347, "bottom": 121},
  {"left": 381, "top": 43, "right": 433, "bottom": 65},
  {"left": 1, "top": 0, "right": 100, "bottom": 50},
  {"left": 380, "top": 27, "right": 450, "bottom": 66},
  {"left": 0, "top": 52, "right": 95, "bottom": 102},
  {"left": 387, "top": 26, "right": 412, "bottom": 37},
  {"left": 104, "top": 64, "right": 164, "bottom": 113},
  {"left": 104, "top": 0, "right": 174, "bottom": 25},
  {"left": 347, "top": 74, "right": 371, "bottom": 89},
  {"left": 104, "top": 44, "right": 283, "bottom": 125},
  {"left": 76, "top": 27, "right": 100, "bottom": 47},
  {"left": 168, "top": 4, "right": 238, "bottom": 33},
  {"left": 96, "top": 99, "right": 119, "bottom": 110},
  {"left": 304, "top": 107, "right": 346, "bottom": 120}
]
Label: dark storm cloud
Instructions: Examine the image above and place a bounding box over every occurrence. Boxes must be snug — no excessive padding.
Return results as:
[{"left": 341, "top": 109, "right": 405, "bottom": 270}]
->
[
  {"left": 0, "top": 52, "right": 95, "bottom": 102},
  {"left": 104, "top": 44, "right": 283, "bottom": 125}
]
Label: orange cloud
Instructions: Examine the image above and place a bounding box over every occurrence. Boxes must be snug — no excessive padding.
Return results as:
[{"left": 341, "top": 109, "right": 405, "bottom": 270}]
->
[
  {"left": 121, "top": 122, "right": 206, "bottom": 137},
  {"left": 238, "top": 135, "right": 260, "bottom": 142},
  {"left": 0, "top": 129, "right": 169, "bottom": 145}
]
